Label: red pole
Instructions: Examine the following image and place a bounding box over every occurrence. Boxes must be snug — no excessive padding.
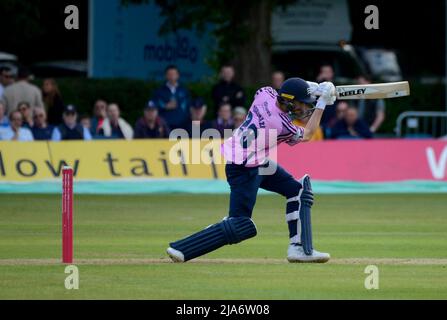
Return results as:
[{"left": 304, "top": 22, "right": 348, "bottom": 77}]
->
[{"left": 62, "top": 167, "right": 73, "bottom": 264}]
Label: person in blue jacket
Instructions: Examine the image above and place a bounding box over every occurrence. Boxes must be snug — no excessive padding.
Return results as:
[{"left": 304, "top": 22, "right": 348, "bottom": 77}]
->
[
  {"left": 152, "top": 65, "right": 190, "bottom": 130},
  {"left": 331, "top": 105, "right": 373, "bottom": 139}
]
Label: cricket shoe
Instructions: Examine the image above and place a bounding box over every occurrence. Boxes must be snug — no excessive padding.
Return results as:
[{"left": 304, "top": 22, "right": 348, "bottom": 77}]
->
[
  {"left": 167, "top": 247, "right": 185, "bottom": 263},
  {"left": 287, "top": 244, "right": 330, "bottom": 263}
]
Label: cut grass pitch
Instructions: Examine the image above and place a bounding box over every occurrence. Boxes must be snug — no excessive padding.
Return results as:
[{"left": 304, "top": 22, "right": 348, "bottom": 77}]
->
[{"left": 0, "top": 193, "right": 446, "bottom": 299}]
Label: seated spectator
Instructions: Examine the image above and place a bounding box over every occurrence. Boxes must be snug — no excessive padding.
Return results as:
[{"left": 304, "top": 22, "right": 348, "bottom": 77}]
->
[
  {"left": 212, "top": 103, "right": 234, "bottom": 138},
  {"left": 271, "top": 71, "right": 285, "bottom": 92},
  {"left": 31, "top": 108, "right": 54, "bottom": 140},
  {"left": 90, "top": 99, "right": 107, "bottom": 136},
  {"left": 134, "top": 101, "right": 170, "bottom": 139},
  {"left": 335, "top": 101, "right": 349, "bottom": 121},
  {"left": 42, "top": 78, "right": 65, "bottom": 125},
  {"left": 186, "top": 98, "right": 212, "bottom": 137},
  {"left": 0, "top": 111, "right": 34, "bottom": 141},
  {"left": 331, "top": 106, "right": 373, "bottom": 139},
  {"left": 0, "top": 67, "right": 14, "bottom": 99},
  {"left": 232, "top": 107, "right": 247, "bottom": 129},
  {"left": 317, "top": 64, "right": 335, "bottom": 82},
  {"left": 79, "top": 114, "right": 92, "bottom": 131},
  {"left": 1, "top": 66, "right": 43, "bottom": 113},
  {"left": 212, "top": 65, "right": 245, "bottom": 109},
  {"left": 324, "top": 101, "right": 349, "bottom": 137},
  {"left": 293, "top": 116, "right": 324, "bottom": 142},
  {"left": 0, "top": 102, "right": 9, "bottom": 127},
  {"left": 99, "top": 103, "right": 133, "bottom": 140},
  {"left": 52, "top": 105, "right": 92, "bottom": 141},
  {"left": 152, "top": 65, "right": 190, "bottom": 130},
  {"left": 17, "top": 102, "right": 34, "bottom": 128},
  {"left": 356, "top": 75, "right": 386, "bottom": 133}
]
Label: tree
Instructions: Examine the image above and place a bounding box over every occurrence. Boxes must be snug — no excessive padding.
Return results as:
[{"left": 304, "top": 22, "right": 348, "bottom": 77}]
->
[{"left": 124, "top": 0, "right": 297, "bottom": 86}]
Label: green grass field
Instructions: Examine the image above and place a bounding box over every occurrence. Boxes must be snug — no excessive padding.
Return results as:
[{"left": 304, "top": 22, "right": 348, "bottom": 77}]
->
[{"left": 0, "top": 193, "right": 446, "bottom": 299}]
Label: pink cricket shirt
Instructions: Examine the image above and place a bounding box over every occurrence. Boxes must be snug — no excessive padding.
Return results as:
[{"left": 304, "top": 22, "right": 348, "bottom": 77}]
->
[{"left": 222, "top": 87, "right": 304, "bottom": 167}]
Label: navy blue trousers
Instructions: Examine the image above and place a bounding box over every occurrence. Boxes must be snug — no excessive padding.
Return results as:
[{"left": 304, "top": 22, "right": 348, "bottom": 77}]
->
[{"left": 226, "top": 162, "right": 301, "bottom": 218}]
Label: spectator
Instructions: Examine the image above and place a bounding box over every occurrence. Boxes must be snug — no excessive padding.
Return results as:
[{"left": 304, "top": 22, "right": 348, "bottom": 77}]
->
[
  {"left": 316, "top": 64, "right": 335, "bottom": 82},
  {"left": 17, "top": 102, "right": 33, "bottom": 128},
  {"left": 79, "top": 114, "right": 92, "bottom": 131},
  {"left": 42, "top": 78, "right": 65, "bottom": 125},
  {"left": 152, "top": 65, "right": 190, "bottom": 130},
  {"left": 90, "top": 99, "right": 107, "bottom": 136},
  {"left": 271, "top": 71, "right": 285, "bottom": 92},
  {"left": 0, "top": 102, "right": 9, "bottom": 127},
  {"left": 212, "top": 103, "right": 234, "bottom": 138},
  {"left": 331, "top": 106, "right": 373, "bottom": 139},
  {"left": 212, "top": 65, "right": 245, "bottom": 109},
  {"left": 186, "top": 98, "right": 212, "bottom": 137},
  {"left": 0, "top": 111, "right": 33, "bottom": 141},
  {"left": 31, "top": 108, "right": 54, "bottom": 140},
  {"left": 232, "top": 107, "right": 247, "bottom": 129},
  {"left": 1, "top": 66, "right": 43, "bottom": 114},
  {"left": 99, "top": 103, "right": 133, "bottom": 140},
  {"left": 0, "top": 67, "right": 14, "bottom": 98},
  {"left": 335, "top": 101, "right": 349, "bottom": 121},
  {"left": 134, "top": 101, "right": 170, "bottom": 139},
  {"left": 356, "top": 75, "right": 386, "bottom": 133},
  {"left": 52, "top": 105, "right": 92, "bottom": 141},
  {"left": 324, "top": 101, "right": 349, "bottom": 137},
  {"left": 316, "top": 64, "right": 336, "bottom": 131}
]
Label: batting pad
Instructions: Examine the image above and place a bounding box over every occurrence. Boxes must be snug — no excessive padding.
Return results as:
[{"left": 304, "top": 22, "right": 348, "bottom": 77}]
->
[
  {"left": 287, "top": 175, "right": 314, "bottom": 255},
  {"left": 299, "top": 175, "right": 314, "bottom": 255},
  {"left": 169, "top": 216, "right": 257, "bottom": 261}
]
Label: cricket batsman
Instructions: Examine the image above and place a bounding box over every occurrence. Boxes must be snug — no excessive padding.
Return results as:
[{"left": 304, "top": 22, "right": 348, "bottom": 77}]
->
[{"left": 167, "top": 78, "right": 336, "bottom": 263}]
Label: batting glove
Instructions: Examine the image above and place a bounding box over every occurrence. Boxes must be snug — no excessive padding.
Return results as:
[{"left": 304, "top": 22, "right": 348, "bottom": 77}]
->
[
  {"left": 306, "top": 81, "right": 319, "bottom": 100},
  {"left": 316, "top": 82, "right": 336, "bottom": 109}
]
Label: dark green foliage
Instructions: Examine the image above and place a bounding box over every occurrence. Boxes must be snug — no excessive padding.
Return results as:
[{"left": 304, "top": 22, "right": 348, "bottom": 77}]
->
[
  {"left": 33, "top": 78, "right": 221, "bottom": 123},
  {"left": 379, "top": 82, "right": 445, "bottom": 134}
]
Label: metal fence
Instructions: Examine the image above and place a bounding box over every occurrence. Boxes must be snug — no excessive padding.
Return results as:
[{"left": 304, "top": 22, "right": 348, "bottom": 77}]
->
[{"left": 395, "top": 111, "right": 447, "bottom": 138}]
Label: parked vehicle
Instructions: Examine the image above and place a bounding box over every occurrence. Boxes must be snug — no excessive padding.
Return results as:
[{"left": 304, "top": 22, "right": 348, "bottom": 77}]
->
[
  {"left": 356, "top": 48, "right": 403, "bottom": 82},
  {"left": 271, "top": 43, "right": 366, "bottom": 83},
  {"left": 0, "top": 51, "right": 19, "bottom": 75},
  {"left": 30, "top": 60, "right": 88, "bottom": 78}
]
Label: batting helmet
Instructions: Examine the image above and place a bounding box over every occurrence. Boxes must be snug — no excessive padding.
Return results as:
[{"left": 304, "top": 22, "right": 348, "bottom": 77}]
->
[{"left": 278, "top": 77, "right": 315, "bottom": 105}]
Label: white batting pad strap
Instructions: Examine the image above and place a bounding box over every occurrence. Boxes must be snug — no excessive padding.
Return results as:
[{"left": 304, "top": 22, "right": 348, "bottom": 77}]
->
[
  {"left": 287, "top": 196, "right": 300, "bottom": 203},
  {"left": 286, "top": 211, "right": 299, "bottom": 222},
  {"left": 290, "top": 235, "right": 300, "bottom": 244}
]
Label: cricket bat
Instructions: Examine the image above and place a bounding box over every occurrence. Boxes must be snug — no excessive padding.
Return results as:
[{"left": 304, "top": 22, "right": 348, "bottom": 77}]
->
[{"left": 334, "top": 81, "right": 410, "bottom": 100}]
